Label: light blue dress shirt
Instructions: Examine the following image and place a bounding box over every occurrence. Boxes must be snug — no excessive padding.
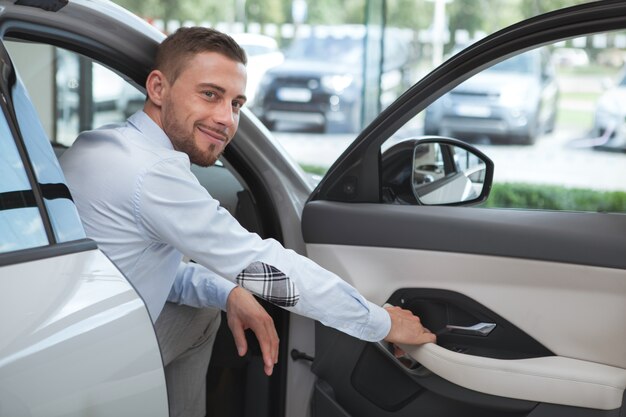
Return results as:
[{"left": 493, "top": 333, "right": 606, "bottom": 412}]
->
[{"left": 60, "top": 111, "right": 390, "bottom": 342}]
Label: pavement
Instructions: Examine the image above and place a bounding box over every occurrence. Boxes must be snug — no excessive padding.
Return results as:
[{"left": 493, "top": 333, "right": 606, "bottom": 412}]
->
[{"left": 273, "top": 127, "right": 626, "bottom": 192}]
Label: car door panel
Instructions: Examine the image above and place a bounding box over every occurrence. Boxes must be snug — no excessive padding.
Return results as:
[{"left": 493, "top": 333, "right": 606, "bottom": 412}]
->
[
  {"left": 0, "top": 246, "right": 169, "bottom": 416},
  {"left": 303, "top": 201, "right": 626, "bottom": 270},
  {"left": 313, "top": 325, "right": 624, "bottom": 417},
  {"left": 302, "top": 200, "right": 626, "bottom": 415}
]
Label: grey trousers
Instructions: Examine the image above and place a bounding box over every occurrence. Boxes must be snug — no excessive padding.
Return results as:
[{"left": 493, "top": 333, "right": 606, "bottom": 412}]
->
[{"left": 154, "top": 302, "right": 221, "bottom": 417}]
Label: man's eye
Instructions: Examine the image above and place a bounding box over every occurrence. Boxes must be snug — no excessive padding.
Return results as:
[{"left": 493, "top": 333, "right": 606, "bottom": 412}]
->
[
  {"left": 232, "top": 101, "right": 243, "bottom": 109},
  {"left": 204, "top": 91, "right": 215, "bottom": 98}
]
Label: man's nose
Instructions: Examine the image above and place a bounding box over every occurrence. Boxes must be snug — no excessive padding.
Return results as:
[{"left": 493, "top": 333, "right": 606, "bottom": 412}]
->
[{"left": 213, "top": 101, "right": 235, "bottom": 128}]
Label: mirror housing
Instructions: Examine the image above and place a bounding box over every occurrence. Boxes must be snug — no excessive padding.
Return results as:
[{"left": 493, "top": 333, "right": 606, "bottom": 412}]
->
[{"left": 381, "top": 137, "right": 494, "bottom": 206}]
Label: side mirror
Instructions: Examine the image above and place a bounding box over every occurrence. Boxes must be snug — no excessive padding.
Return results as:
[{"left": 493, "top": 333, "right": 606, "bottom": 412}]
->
[{"left": 381, "top": 137, "right": 494, "bottom": 206}]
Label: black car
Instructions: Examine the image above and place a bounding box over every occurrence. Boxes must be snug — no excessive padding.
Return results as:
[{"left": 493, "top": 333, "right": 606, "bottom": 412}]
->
[{"left": 252, "top": 26, "right": 412, "bottom": 133}]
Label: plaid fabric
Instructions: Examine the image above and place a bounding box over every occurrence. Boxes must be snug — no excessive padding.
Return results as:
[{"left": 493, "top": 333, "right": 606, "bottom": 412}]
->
[{"left": 236, "top": 262, "right": 300, "bottom": 307}]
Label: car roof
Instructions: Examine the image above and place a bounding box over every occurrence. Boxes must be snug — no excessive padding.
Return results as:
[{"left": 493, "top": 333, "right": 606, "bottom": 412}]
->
[{"left": 0, "top": 0, "right": 164, "bottom": 88}]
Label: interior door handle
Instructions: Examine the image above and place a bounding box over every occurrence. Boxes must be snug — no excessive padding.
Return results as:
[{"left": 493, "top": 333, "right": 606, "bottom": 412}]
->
[{"left": 446, "top": 322, "right": 496, "bottom": 336}]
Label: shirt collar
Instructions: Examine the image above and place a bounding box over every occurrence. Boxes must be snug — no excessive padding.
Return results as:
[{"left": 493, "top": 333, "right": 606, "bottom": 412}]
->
[{"left": 127, "top": 110, "right": 174, "bottom": 151}]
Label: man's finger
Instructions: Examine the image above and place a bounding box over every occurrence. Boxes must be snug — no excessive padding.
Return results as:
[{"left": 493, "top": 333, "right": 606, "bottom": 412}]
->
[
  {"left": 230, "top": 321, "right": 248, "bottom": 357},
  {"left": 252, "top": 323, "right": 275, "bottom": 376},
  {"left": 267, "top": 320, "right": 279, "bottom": 364}
]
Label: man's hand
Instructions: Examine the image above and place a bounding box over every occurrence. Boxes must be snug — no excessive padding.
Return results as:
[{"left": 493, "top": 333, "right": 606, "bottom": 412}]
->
[
  {"left": 226, "top": 286, "right": 279, "bottom": 376},
  {"left": 384, "top": 305, "right": 436, "bottom": 345}
]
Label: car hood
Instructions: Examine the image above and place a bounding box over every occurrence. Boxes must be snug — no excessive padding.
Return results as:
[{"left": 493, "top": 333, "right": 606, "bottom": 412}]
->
[
  {"left": 266, "top": 59, "right": 361, "bottom": 78},
  {"left": 455, "top": 71, "right": 538, "bottom": 93}
]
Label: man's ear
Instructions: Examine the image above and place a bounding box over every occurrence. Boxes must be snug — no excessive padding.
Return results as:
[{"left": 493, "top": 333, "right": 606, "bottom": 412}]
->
[{"left": 146, "top": 70, "right": 167, "bottom": 106}]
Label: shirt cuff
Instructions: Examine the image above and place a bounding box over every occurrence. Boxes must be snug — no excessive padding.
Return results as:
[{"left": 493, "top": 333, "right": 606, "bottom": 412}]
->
[
  {"left": 359, "top": 301, "right": 391, "bottom": 342},
  {"left": 215, "top": 278, "right": 238, "bottom": 311}
]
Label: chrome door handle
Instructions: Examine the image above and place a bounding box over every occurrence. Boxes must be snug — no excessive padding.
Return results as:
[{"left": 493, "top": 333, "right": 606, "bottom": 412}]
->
[{"left": 446, "top": 322, "right": 496, "bottom": 336}]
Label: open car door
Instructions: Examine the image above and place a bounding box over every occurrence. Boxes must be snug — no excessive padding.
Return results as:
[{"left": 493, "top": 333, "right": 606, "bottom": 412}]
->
[{"left": 302, "top": 1, "right": 626, "bottom": 416}]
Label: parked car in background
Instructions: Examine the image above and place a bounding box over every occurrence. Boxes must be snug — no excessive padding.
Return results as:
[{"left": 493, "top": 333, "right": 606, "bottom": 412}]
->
[
  {"left": 591, "top": 66, "right": 626, "bottom": 152},
  {"left": 231, "top": 33, "right": 284, "bottom": 106},
  {"left": 252, "top": 25, "right": 413, "bottom": 133},
  {"left": 423, "top": 47, "right": 559, "bottom": 144},
  {"left": 597, "top": 48, "right": 626, "bottom": 68},
  {"left": 551, "top": 47, "right": 589, "bottom": 67}
]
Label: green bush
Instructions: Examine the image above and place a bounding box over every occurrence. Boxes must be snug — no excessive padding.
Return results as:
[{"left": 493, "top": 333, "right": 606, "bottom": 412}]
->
[
  {"left": 483, "top": 183, "right": 626, "bottom": 213},
  {"left": 298, "top": 164, "right": 626, "bottom": 213},
  {"left": 300, "top": 164, "right": 328, "bottom": 176}
]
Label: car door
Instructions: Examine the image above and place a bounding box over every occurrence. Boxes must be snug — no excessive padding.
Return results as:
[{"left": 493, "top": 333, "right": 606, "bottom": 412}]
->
[
  {"left": 0, "top": 32, "right": 168, "bottom": 417},
  {"left": 301, "top": 1, "right": 626, "bottom": 416}
]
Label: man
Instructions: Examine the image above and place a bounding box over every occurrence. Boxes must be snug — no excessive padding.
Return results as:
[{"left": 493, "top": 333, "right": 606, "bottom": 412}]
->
[{"left": 60, "top": 27, "right": 435, "bottom": 417}]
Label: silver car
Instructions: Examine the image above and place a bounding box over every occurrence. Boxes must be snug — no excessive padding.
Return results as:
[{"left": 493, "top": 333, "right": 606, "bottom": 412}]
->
[
  {"left": 591, "top": 66, "right": 626, "bottom": 152},
  {"left": 1, "top": 1, "right": 624, "bottom": 417},
  {"left": 423, "top": 48, "right": 559, "bottom": 145}
]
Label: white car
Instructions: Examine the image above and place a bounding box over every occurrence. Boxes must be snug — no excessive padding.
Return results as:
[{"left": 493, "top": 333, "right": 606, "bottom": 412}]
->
[
  {"left": 231, "top": 33, "right": 284, "bottom": 106},
  {"left": 1, "top": 1, "right": 625, "bottom": 417},
  {"left": 591, "top": 67, "right": 626, "bottom": 152},
  {"left": 551, "top": 47, "right": 590, "bottom": 67}
]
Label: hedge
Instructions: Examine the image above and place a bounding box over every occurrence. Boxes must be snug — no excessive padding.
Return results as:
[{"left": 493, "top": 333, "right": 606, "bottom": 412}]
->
[
  {"left": 482, "top": 182, "right": 626, "bottom": 213},
  {"left": 299, "top": 163, "right": 626, "bottom": 213}
]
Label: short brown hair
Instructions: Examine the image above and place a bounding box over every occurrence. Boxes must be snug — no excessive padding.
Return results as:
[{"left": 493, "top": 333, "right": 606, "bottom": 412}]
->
[{"left": 155, "top": 27, "right": 247, "bottom": 83}]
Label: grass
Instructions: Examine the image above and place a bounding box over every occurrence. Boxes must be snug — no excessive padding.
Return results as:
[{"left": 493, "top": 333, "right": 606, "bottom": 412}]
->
[{"left": 556, "top": 107, "right": 594, "bottom": 129}]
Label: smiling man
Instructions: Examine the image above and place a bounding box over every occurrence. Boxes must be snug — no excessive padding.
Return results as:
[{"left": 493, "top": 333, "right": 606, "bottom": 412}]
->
[{"left": 60, "top": 27, "right": 434, "bottom": 417}]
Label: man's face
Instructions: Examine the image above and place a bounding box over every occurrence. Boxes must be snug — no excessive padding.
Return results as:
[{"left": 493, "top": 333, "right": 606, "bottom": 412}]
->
[{"left": 160, "top": 52, "right": 247, "bottom": 167}]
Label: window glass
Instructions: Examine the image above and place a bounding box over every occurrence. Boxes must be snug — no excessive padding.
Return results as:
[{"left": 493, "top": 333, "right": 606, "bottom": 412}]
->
[
  {"left": 384, "top": 33, "right": 626, "bottom": 212},
  {"left": 4, "top": 40, "right": 261, "bottom": 243},
  {"left": 5, "top": 41, "right": 144, "bottom": 147},
  {"left": 0, "top": 112, "right": 48, "bottom": 253},
  {"left": 5, "top": 41, "right": 93, "bottom": 242},
  {"left": 54, "top": 49, "right": 144, "bottom": 145}
]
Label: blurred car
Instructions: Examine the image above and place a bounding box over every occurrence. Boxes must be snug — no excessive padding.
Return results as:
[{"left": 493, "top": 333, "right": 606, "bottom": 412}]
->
[
  {"left": 231, "top": 33, "right": 284, "bottom": 106},
  {"left": 591, "top": 66, "right": 626, "bottom": 152},
  {"left": 597, "top": 48, "right": 626, "bottom": 68},
  {"left": 423, "top": 48, "right": 559, "bottom": 144},
  {"left": 56, "top": 49, "right": 130, "bottom": 115},
  {"left": 252, "top": 26, "right": 412, "bottom": 133},
  {"left": 551, "top": 47, "right": 589, "bottom": 67}
]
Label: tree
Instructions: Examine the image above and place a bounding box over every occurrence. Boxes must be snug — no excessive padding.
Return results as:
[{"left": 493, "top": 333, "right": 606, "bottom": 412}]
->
[
  {"left": 520, "top": 0, "right": 591, "bottom": 18},
  {"left": 114, "top": 0, "right": 234, "bottom": 25},
  {"left": 307, "top": 0, "right": 364, "bottom": 25},
  {"left": 246, "top": 0, "right": 285, "bottom": 26}
]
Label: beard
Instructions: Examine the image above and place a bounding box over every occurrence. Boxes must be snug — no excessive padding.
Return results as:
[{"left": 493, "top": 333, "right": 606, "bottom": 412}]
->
[{"left": 161, "top": 105, "right": 225, "bottom": 167}]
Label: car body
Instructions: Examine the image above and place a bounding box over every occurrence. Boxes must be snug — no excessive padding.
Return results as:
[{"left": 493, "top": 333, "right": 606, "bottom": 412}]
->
[
  {"left": 423, "top": 48, "right": 559, "bottom": 144},
  {"left": 551, "top": 47, "right": 589, "bottom": 67},
  {"left": 1, "top": 1, "right": 625, "bottom": 417},
  {"left": 591, "top": 66, "right": 626, "bottom": 152},
  {"left": 252, "top": 25, "right": 412, "bottom": 133}
]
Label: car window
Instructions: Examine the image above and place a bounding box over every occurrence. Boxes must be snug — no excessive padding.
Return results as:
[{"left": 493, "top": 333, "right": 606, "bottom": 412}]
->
[
  {"left": 0, "top": 109, "right": 49, "bottom": 253},
  {"left": 5, "top": 40, "right": 269, "bottom": 237},
  {"left": 5, "top": 41, "right": 145, "bottom": 147},
  {"left": 384, "top": 32, "right": 626, "bottom": 213},
  {"left": 12, "top": 72, "right": 87, "bottom": 243},
  {"left": 5, "top": 41, "right": 111, "bottom": 242}
]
